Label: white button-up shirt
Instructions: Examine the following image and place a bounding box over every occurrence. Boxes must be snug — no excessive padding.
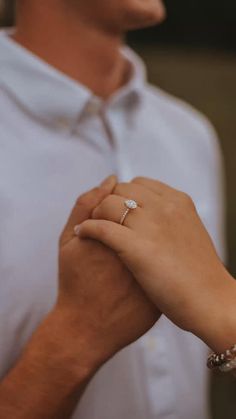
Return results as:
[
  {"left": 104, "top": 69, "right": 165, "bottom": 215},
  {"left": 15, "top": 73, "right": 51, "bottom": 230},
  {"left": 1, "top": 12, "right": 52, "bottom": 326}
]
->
[{"left": 0, "top": 30, "right": 225, "bottom": 419}]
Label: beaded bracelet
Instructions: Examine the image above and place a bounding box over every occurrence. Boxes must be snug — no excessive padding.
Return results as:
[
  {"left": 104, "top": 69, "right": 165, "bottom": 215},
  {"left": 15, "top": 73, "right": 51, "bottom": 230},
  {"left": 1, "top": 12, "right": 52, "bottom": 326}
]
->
[{"left": 207, "top": 344, "right": 236, "bottom": 373}]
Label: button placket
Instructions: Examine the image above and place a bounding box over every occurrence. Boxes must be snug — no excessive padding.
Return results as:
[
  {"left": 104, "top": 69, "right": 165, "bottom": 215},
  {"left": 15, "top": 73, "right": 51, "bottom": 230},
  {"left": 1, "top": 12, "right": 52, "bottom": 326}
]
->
[
  {"left": 85, "top": 98, "right": 102, "bottom": 116},
  {"left": 106, "top": 109, "right": 134, "bottom": 181}
]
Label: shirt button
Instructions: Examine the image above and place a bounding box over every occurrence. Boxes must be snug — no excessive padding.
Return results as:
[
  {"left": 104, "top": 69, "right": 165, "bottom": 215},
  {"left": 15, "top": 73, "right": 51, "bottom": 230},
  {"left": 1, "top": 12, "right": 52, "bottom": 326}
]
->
[
  {"left": 85, "top": 98, "right": 102, "bottom": 115},
  {"left": 56, "top": 117, "right": 70, "bottom": 130},
  {"left": 146, "top": 337, "right": 157, "bottom": 351}
]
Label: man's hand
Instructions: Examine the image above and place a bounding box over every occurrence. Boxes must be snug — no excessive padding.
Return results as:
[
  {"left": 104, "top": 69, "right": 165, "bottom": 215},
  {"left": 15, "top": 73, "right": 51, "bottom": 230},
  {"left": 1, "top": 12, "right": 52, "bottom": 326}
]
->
[
  {"left": 0, "top": 176, "right": 160, "bottom": 419},
  {"left": 57, "top": 175, "right": 160, "bottom": 364}
]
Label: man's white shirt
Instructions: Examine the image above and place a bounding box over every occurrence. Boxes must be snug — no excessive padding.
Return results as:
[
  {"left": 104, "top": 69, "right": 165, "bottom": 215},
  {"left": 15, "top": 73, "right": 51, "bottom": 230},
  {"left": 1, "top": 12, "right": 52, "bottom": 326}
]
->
[{"left": 0, "top": 30, "right": 225, "bottom": 419}]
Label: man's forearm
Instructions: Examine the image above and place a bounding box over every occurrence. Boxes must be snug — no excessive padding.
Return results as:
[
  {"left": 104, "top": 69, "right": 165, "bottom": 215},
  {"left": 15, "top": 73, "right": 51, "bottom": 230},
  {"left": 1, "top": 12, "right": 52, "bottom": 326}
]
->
[{"left": 0, "top": 308, "right": 102, "bottom": 419}]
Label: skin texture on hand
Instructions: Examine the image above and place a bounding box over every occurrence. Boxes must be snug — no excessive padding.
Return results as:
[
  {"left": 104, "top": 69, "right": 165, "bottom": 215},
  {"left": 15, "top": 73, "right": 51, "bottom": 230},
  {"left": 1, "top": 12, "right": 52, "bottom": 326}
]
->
[{"left": 78, "top": 177, "right": 236, "bottom": 353}]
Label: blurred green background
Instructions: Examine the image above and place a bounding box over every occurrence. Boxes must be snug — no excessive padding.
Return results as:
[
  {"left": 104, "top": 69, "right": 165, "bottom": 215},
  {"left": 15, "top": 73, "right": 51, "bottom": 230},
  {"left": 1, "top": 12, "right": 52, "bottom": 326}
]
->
[{"left": 1, "top": 0, "right": 236, "bottom": 417}]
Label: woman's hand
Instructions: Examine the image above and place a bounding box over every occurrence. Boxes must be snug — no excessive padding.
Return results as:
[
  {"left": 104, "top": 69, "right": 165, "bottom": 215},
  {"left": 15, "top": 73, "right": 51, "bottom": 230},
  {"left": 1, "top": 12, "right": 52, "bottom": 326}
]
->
[{"left": 78, "top": 177, "right": 236, "bottom": 352}]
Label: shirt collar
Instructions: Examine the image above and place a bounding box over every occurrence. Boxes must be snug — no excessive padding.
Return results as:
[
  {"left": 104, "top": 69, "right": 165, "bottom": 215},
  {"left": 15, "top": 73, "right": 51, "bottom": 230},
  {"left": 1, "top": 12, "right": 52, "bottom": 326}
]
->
[{"left": 0, "top": 29, "right": 147, "bottom": 130}]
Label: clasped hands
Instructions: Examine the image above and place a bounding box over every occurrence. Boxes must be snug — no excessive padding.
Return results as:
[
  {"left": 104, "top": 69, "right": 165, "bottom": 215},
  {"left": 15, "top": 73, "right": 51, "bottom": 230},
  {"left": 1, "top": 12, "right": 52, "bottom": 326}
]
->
[{"left": 58, "top": 175, "right": 233, "bottom": 368}]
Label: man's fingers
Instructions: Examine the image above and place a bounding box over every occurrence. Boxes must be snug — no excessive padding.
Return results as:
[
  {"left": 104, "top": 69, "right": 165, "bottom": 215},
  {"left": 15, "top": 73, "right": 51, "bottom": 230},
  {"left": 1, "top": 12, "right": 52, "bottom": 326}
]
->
[
  {"left": 60, "top": 175, "right": 117, "bottom": 245},
  {"left": 78, "top": 219, "right": 134, "bottom": 256}
]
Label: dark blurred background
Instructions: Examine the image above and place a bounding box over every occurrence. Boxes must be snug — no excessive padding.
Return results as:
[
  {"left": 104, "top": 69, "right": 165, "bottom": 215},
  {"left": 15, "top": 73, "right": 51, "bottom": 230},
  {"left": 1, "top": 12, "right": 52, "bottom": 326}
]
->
[{"left": 1, "top": 0, "right": 236, "bottom": 417}]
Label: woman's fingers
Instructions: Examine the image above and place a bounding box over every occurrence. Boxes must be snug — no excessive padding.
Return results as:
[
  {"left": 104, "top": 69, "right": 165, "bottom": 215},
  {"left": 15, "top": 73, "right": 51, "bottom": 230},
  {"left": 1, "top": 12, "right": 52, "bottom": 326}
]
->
[
  {"left": 91, "top": 181, "right": 167, "bottom": 231},
  {"left": 92, "top": 194, "right": 143, "bottom": 228},
  {"left": 60, "top": 175, "right": 117, "bottom": 245},
  {"left": 61, "top": 176, "right": 179, "bottom": 249},
  {"left": 78, "top": 219, "right": 134, "bottom": 255},
  {"left": 132, "top": 177, "right": 177, "bottom": 196},
  {"left": 113, "top": 182, "right": 160, "bottom": 209}
]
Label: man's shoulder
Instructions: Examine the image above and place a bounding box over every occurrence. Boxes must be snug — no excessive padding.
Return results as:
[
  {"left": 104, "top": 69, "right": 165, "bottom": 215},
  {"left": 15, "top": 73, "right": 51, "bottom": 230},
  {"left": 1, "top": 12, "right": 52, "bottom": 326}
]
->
[{"left": 143, "top": 83, "right": 218, "bottom": 152}]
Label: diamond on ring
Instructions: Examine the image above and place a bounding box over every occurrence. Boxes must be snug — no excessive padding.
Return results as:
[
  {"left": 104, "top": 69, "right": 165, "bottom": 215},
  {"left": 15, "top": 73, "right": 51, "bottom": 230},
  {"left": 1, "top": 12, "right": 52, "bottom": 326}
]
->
[{"left": 125, "top": 200, "right": 138, "bottom": 210}]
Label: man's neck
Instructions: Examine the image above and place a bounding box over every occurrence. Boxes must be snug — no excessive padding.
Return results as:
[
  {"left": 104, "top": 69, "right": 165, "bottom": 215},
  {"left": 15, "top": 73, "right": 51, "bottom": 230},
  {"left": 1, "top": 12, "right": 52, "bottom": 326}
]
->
[{"left": 13, "top": 5, "right": 131, "bottom": 99}]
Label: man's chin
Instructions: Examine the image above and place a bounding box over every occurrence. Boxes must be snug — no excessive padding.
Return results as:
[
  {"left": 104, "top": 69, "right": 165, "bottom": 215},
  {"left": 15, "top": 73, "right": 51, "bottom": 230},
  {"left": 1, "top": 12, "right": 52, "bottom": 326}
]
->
[{"left": 124, "top": 1, "right": 166, "bottom": 31}]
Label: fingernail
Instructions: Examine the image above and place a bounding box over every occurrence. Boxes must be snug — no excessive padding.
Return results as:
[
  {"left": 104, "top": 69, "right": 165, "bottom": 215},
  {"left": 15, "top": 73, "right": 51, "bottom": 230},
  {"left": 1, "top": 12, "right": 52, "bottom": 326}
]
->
[
  {"left": 100, "top": 175, "right": 117, "bottom": 189},
  {"left": 74, "top": 225, "right": 80, "bottom": 236}
]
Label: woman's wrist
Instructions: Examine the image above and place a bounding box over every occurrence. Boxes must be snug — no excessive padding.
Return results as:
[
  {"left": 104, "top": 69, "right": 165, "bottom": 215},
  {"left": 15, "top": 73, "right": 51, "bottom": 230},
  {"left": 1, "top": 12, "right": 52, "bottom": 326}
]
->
[{"left": 190, "top": 270, "right": 236, "bottom": 353}]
